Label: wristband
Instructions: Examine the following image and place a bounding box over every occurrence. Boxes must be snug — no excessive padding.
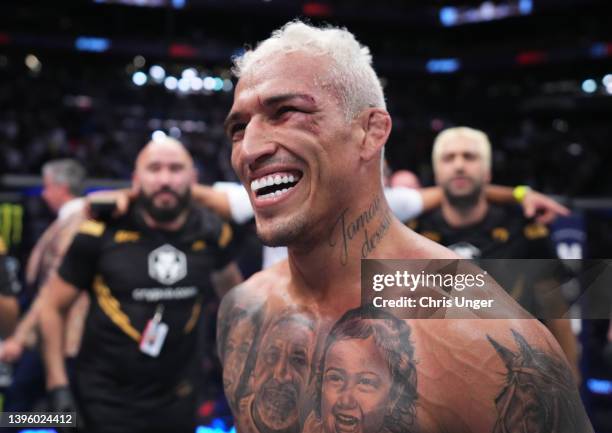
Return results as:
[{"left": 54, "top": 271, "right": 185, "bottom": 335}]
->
[{"left": 513, "top": 185, "right": 531, "bottom": 203}]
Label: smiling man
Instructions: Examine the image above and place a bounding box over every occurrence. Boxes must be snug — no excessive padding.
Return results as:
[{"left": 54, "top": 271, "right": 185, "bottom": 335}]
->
[{"left": 218, "top": 20, "right": 593, "bottom": 433}]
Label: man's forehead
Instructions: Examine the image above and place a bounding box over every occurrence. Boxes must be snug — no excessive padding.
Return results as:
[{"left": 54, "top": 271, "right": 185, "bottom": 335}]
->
[
  {"left": 233, "top": 52, "right": 333, "bottom": 104},
  {"left": 137, "top": 142, "right": 192, "bottom": 166},
  {"left": 440, "top": 137, "right": 480, "bottom": 154}
]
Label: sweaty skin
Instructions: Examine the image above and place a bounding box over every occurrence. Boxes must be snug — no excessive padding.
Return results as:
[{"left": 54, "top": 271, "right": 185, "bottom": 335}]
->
[{"left": 219, "top": 43, "right": 593, "bottom": 433}]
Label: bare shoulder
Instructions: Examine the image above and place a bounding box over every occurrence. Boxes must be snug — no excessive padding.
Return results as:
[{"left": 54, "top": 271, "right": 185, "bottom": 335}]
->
[
  {"left": 218, "top": 260, "right": 290, "bottom": 322},
  {"left": 411, "top": 318, "right": 593, "bottom": 433},
  {"left": 400, "top": 225, "right": 460, "bottom": 259}
]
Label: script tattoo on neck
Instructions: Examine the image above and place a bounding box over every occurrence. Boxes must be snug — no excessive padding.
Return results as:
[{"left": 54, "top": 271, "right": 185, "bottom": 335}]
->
[
  {"left": 329, "top": 194, "right": 390, "bottom": 265},
  {"left": 488, "top": 329, "right": 593, "bottom": 433}
]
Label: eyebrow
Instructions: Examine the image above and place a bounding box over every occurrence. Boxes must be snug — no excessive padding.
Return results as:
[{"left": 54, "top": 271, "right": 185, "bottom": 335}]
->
[
  {"left": 224, "top": 93, "right": 316, "bottom": 135},
  {"left": 262, "top": 93, "right": 315, "bottom": 107}
]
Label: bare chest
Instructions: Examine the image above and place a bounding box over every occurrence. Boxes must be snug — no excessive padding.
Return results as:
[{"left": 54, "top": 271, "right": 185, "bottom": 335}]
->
[{"left": 219, "top": 298, "right": 502, "bottom": 433}]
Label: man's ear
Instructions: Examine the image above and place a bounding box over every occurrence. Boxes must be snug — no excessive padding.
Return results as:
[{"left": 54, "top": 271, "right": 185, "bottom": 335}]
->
[
  {"left": 131, "top": 171, "right": 140, "bottom": 195},
  {"left": 358, "top": 109, "right": 392, "bottom": 162}
]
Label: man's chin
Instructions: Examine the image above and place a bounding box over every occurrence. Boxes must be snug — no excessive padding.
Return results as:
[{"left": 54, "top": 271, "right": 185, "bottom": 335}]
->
[
  {"left": 256, "top": 222, "right": 300, "bottom": 247},
  {"left": 446, "top": 190, "right": 481, "bottom": 209},
  {"left": 257, "top": 230, "right": 293, "bottom": 248},
  {"left": 148, "top": 206, "right": 184, "bottom": 223},
  {"left": 255, "top": 208, "right": 315, "bottom": 248}
]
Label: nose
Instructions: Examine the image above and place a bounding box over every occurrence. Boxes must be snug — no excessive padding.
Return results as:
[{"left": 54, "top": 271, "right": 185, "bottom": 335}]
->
[
  {"left": 239, "top": 116, "right": 279, "bottom": 168},
  {"left": 452, "top": 156, "right": 466, "bottom": 173},
  {"left": 272, "top": 350, "right": 293, "bottom": 383},
  {"left": 156, "top": 167, "right": 173, "bottom": 186},
  {"left": 336, "top": 384, "right": 358, "bottom": 409}
]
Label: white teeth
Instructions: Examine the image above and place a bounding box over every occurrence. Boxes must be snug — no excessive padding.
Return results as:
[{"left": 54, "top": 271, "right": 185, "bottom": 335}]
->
[
  {"left": 250, "top": 173, "right": 301, "bottom": 193},
  {"left": 259, "top": 186, "right": 294, "bottom": 199}
]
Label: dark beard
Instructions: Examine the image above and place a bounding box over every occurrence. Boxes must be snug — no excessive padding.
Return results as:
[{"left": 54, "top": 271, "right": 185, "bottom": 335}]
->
[
  {"left": 137, "top": 187, "right": 191, "bottom": 223},
  {"left": 444, "top": 183, "right": 482, "bottom": 211},
  {"left": 252, "top": 378, "right": 299, "bottom": 433}
]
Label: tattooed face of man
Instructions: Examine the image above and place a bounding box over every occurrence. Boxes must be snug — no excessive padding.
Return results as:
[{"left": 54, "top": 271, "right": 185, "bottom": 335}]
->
[
  {"left": 252, "top": 316, "right": 316, "bottom": 432},
  {"left": 224, "top": 318, "right": 256, "bottom": 400},
  {"left": 321, "top": 336, "right": 392, "bottom": 433}
]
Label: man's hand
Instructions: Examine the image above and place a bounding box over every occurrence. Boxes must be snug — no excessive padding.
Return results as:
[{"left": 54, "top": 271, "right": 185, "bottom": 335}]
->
[
  {"left": 48, "top": 385, "right": 77, "bottom": 413},
  {"left": 85, "top": 189, "right": 134, "bottom": 219},
  {"left": 522, "top": 190, "right": 570, "bottom": 224},
  {"left": 0, "top": 336, "right": 24, "bottom": 363}
]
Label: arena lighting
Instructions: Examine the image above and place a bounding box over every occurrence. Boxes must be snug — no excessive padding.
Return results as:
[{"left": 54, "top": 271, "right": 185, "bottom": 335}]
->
[
  {"left": 152, "top": 130, "right": 167, "bottom": 142},
  {"left": 203, "top": 76, "right": 216, "bottom": 91},
  {"left": 25, "top": 54, "right": 41, "bottom": 72},
  {"left": 606, "top": 83, "right": 612, "bottom": 95},
  {"left": 439, "top": 7, "right": 458, "bottom": 26},
  {"left": 302, "top": 2, "right": 332, "bottom": 17},
  {"left": 177, "top": 77, "right": 191, "bottom": 93},
  {"left": 589, "top": 43, "right": 608, "bottom": 59},
  {"left": 191, "top": 76, "right": 203, "bottom": 91},
  {"left": 518, "top": 0, "right": 533, "bottom": 14},
  {"left": 515, "top": 50, "right": 546, "bottom": 66},
  {"left": 196, "top": 418, "right": 236, "bottom": 433},
  {"left": 132, "top": 71, "right": 147, "bottom": 86},
  {"left": 439, "top": 0, "right": 532, "bottom": 27},
  {"left": 169, "top": 43, "right": 197, "bottom": 58},
  {"left": 169, "top": 126, "right": 182, "bottom": 138},
  {"left": 213, "top": 77, "right": 224, "bottom": 91},
  {"left": 75, "top": 36, "right": 110, "bottom": 52},
  {"left": 581, "top": 79, "right": 597, "bottom": 93},
  {"left": 182, "top": 68, "right": 197, "bottom": 80},
  {"left": 164, "top": 76, "right": 178, "bottom": 90},
  {"left": 18, "top": 430, "right": 56, "bottom": 433},
  {"left": 133, "top": 55, "right": 146, "bottom": 68},
  {"left": 426, "top": 58, "right": 460, "bottom": 74},
  {"left": 222, "top": 79, "right": 234, "bottom": 92},
  {"left": 93, "top": 0, "right": 188, "bottom": 8},
  {"left": 587, "top": 378, "right": 612, "bottom": 395},
  {"left": 603, "top": 74, "right": 612, "bottom": 86},
  {"left": 149, "top": 65, "right": 166, "bottom": 82}
]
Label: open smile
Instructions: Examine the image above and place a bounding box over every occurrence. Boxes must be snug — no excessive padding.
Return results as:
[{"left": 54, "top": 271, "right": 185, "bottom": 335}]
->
[
  {"left": 333, "top": 412, "right": 360, "bottom": 433},
  {"left": 250, "top": 171, "right": 302, "bottom": 202}
]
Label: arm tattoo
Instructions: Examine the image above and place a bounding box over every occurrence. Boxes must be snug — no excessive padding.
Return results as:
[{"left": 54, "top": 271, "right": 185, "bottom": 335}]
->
[{"left": 487, "top": 329, "right": 593, "bottom": 433}]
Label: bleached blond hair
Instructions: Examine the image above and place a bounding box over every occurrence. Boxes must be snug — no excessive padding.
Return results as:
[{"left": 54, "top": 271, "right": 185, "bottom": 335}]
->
[
  {"left": 432, "top": 127, "right": 492, "bottom": 171},
  {"left": 232, "top": 20, "right": 386, "bottom": 120}
]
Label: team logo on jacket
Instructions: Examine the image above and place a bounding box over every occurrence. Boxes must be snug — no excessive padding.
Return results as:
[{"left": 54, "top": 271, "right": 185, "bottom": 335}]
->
[{"left": 148, "top": 244, "right": 187, "bottom": 285}]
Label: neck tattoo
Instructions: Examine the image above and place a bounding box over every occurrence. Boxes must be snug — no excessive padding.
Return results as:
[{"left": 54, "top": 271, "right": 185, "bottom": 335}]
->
[{"left": 329, "top": 195, "right": 388, "bottom": 265}]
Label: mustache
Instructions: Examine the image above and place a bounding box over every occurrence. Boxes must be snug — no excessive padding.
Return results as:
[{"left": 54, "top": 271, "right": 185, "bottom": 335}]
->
[
  {"left": 250, "top": 155, "right": 302, "bottom": 171},
  {"left": 151, "top": 186, "right": 181, "bottom": 199},
  {"left": 258, "top": 378, "right": 299, "bottom": 412}
]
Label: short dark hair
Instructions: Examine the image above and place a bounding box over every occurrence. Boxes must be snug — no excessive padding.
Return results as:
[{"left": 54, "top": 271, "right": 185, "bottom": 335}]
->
[{"left": 315, "top": 307, "right": 418, "bottom": 433}]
